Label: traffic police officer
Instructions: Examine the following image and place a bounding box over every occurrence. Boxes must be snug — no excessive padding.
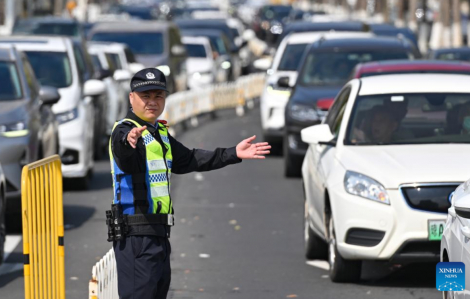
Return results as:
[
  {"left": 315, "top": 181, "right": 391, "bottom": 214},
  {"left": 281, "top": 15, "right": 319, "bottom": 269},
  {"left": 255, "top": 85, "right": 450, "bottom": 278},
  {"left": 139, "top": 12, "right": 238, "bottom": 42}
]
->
[{"left": 109, "top": 68, "right": 271, "bottom": 299}]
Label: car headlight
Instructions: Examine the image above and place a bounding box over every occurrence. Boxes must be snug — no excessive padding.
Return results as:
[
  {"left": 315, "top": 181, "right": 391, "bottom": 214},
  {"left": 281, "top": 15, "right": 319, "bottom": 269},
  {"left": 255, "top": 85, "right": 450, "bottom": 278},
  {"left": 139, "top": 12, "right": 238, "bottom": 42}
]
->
[
  {"left": 56, "top": 107, "right": 78, "bottom": 125},
  {"left": 290, "top": 104, "right": 319, "bottom": 122},
  {"left": 344, "top": 171, "right": 390, "bottom": 205},
  {"left": 221, "top": 61, "right": 231, "bottom": 70},
  {"left": 156, "top": 65, "right": 171, "bottom": 76},
  {"left": 192, "top": 71, "right": 212, "bottom": 79},
  {"left": 270, "top": 24, "right": 283, "bottom": 35},
  {"left": 0, "top": 121, "right": 28, "bottom": 137}
]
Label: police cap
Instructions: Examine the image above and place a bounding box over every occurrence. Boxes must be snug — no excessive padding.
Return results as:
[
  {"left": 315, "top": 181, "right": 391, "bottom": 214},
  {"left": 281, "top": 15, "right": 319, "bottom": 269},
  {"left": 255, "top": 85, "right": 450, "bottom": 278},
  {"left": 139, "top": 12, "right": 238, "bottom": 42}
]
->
[{"left": 131, "top": 68, "right": 169, "bottom": 93}]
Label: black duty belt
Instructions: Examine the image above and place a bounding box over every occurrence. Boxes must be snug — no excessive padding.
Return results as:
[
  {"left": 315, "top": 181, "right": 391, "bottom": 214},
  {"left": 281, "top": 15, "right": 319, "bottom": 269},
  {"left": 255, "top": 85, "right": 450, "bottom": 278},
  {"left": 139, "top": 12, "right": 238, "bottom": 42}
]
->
[{"left": 126, "top": 214, "right": 175, "bottom": 226}]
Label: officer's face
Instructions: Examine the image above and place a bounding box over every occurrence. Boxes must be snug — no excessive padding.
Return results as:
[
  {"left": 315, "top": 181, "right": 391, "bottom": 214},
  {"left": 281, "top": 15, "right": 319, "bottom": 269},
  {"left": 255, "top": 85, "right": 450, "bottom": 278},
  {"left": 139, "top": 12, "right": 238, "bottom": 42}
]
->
[{"left": 130, "top": 90, "right": 166, "bottom": 123}]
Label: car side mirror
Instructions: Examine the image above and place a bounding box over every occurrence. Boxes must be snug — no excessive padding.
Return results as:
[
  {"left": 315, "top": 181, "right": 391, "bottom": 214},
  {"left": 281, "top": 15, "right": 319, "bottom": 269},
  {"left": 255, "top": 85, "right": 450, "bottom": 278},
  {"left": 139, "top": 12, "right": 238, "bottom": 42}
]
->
[
  {"left": 114, "top": 69, "right": 131, "bottom": 82},
  {"left": 301, "top": 124, "right": 335, "bottom": 145},
  {"left": 455, "top": 194, "right": 470, "bottom": 219},
  {"left": 97, "top": 69, "right": 112, "bottom": 80},
  {"left": 84, "top": 79, "right": 106, "bottom": 97},
  {"left": 39, "top": 86, "right": 61, "bottom": 105},
  {"left": 277, "top": 76, "right": 291, "bottom": 88},
  {"left": 171, "top": 44, "right": 187, "bottom": 57}
]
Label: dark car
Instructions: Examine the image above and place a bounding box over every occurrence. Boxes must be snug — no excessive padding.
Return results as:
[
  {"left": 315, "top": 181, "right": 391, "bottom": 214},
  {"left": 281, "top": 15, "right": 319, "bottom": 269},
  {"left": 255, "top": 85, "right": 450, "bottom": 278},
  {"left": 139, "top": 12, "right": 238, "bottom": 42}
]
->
[
  {"left": 283, "top": 36, "right": 417, "bottom": 177},
  {"left": 369, "top": 23, "right": 419, "bottom": 50},
  {"left": 181, "top": 29, "right": 233, "bottom": 82},
  {"left": 277, "top": 21, "right": 370, "bottom": 47},
  {"left": 175, "top": 19, "right": 242, "bottom": 79},
  {"left": 252, "top": 5, "right": 292, "bottom": 44},
  {"left": 429, "top": 47, "right": 470, "bottom": 62},
  {"left": 107, "top": 4, "right": 160, "bottom": 20},
  {"left": 286, "top": 9, "right": 325, "bottom": 23},
  {"left": 351, "top": 59, "right": 470, "bottom": 78},
  {"left": 12, "top": 16, "right": 85, "bottom": 40},
  {"left": 0, "top": 44, "right": 60, "bottom": 215},
  {"left": 89, "top": 21, "right": 188, "bottom": 93}
]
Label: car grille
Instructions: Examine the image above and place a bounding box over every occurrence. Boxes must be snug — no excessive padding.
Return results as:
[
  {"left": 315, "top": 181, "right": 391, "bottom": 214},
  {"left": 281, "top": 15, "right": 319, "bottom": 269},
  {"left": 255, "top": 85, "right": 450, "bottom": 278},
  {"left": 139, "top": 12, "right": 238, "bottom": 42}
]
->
[{"left": 400, "top": 184, "right": 460, "bottom": 213}]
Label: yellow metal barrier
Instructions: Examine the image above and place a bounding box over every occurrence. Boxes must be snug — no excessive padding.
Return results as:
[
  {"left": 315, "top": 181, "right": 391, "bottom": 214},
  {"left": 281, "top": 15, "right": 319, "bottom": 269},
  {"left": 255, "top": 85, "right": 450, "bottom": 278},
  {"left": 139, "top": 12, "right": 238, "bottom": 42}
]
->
[{"left": 21, "top": 155, "right": 65, "bottom": 299}]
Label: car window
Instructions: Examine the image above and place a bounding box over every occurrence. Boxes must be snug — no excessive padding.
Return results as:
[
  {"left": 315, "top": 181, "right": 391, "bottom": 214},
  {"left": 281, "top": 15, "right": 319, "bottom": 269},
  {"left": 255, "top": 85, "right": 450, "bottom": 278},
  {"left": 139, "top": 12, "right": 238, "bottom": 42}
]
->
[
  {"left": 346, "top": 93, "right": 470, "bottom": 145},
  {"left": 73, "top": 44, "right": 87, "bottom": 82},
  {"left": 300, "top": 50, "right": 411, "bottom": 87},
  {"left": 22, "top": 56, "right": 39, "bottom": 98},
  {"left": 437, "top": 52, "right": 470, "bottom": 62},
  {"left": 25, "top": 51, "right": 73, "bottom": 88},
  {"left": 0, "top": 61, "right": 23, "bottom": 100},
  {"left": 105, "top": 53, "right": 118, "bottom": 72},
  {"left": 13, "top": 22, "right": 80, "bottom": 37},
  {"left": 91, "top": 32, "right": 164, "bottom": 55},
  {"left": 124, "top": 48, "right": 136, "bottom": 63},
  {"left": 185, "top": 43, "right": 207, "bottom": 58},
  {"left": 108, "top": 53, "right": 122, "bottom": 70},
  {"left": 277, "top": 43, "right": 307, "bottom": 71},
  {"left": 326, "top": 86, "right": 351, "bottom": 135}
]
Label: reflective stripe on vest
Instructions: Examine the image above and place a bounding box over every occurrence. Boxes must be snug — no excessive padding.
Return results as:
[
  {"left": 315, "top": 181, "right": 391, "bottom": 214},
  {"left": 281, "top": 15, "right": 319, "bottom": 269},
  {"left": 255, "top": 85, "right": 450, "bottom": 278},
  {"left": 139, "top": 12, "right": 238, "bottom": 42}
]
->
[{"left": 109, "top": 118, "right": 173, "bottom": 215}]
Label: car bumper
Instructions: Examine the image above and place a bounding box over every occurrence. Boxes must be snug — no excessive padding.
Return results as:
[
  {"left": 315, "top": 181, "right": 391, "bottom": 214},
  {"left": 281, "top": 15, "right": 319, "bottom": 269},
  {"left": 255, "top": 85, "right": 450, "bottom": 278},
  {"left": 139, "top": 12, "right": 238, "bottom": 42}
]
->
[
  {"left": 260, "top": 88, "right": 290, "bottom": 134},
  {"left": 58, "top": 105, "right": 93, "bottom": 178},
  {"left": 331, "top": 187, "right": 445, "bottom": 262}
]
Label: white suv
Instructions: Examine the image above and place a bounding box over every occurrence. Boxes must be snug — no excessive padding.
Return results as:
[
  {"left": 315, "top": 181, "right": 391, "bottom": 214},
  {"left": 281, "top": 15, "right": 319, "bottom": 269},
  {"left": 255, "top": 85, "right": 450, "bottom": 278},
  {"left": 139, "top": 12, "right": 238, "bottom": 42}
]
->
[
  {"left": 1, "top": 36, "right": 105, "bottom": 187},
  {"left": 301, "top": 74, "right": 470, "bottom": 282},
  {"left": 260, "top": 31, "right": 373, "bottom": 144}
]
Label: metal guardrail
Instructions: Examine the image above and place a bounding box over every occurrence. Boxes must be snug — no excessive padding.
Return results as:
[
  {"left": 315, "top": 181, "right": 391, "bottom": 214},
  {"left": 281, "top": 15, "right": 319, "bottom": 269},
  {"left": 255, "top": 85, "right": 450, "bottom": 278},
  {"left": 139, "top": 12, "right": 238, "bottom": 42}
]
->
[
  {"left": 21, "top": 154, "right": 65, "bottom": 299},
  {"left": 88, "top": 73, "right": 266, "bottom": 299}
]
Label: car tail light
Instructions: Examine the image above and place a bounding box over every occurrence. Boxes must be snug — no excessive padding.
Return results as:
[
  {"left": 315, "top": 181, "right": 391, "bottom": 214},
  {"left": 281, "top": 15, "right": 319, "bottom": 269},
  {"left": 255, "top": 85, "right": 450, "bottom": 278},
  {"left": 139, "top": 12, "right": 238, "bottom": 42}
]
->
[{"left": 316, "top": 98, "right": 334, "bottom": 111}]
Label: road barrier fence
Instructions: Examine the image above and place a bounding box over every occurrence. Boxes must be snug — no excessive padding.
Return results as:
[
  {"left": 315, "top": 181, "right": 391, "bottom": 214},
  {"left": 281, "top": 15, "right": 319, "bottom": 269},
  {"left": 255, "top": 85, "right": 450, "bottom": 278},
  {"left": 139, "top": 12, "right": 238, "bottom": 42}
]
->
[{"left": 21, "top": 154, "right": 65, "bottom": 299}]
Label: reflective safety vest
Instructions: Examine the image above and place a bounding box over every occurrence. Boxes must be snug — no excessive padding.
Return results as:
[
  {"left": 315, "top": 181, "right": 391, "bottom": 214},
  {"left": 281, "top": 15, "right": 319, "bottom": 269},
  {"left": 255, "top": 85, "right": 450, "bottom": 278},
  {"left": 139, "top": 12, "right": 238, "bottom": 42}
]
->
[{"left": 109, "top": 118, "right": 173, "bottom": 215}]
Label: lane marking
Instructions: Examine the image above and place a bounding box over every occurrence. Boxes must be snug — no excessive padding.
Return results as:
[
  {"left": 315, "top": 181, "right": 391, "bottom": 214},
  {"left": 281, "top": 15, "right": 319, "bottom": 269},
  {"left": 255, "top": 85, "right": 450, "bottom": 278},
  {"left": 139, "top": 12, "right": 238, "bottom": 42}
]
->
[{"left": 306, "top": 260, "right": 330, "bottom": 271}]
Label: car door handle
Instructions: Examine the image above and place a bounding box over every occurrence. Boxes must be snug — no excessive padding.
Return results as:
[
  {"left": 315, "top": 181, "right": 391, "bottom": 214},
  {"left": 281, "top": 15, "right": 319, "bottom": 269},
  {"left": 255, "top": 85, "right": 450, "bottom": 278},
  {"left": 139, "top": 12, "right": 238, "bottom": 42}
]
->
[
  {"left": 449, "top": 207, "right": 457, "bottom": 218},
  {"left": 461, "top": 226, "right": 470, "bottom": 239}
]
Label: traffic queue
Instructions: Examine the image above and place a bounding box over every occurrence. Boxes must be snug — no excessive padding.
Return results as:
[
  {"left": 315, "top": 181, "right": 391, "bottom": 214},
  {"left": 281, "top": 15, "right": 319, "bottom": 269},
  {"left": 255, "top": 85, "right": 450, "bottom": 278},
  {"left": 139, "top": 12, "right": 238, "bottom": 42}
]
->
[{"left": 1, "top": 0, "right": 470, "bottom": 296}]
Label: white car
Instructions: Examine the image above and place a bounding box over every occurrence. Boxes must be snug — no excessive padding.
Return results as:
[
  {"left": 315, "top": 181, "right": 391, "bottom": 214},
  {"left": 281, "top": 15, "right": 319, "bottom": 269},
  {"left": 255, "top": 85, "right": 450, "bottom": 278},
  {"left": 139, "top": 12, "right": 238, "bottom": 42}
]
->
[
  {"left": 442, "top": 179, "right": 470, "bottom": 298},
  {"left": 1, "top": 36, "right": 105, "bottom": 187},
  {"left": 260, "top": 31, "right": 373, "bottom": 144},
  {"left": 182, "top": 36, "right": 217, "bottom": 89},
  {"left": 87, "top": 42, "right": 130, "bottom": 134},
  {"left": 301, "top": 74, "right": 470, "bottom": 282}
]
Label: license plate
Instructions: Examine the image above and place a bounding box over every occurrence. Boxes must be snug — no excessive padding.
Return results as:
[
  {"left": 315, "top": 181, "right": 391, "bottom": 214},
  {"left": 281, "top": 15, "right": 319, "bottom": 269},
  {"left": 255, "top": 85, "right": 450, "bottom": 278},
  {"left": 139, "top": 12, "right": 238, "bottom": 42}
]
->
[{"left": 428, "top": 220, "right": 446, "bottom": 241}]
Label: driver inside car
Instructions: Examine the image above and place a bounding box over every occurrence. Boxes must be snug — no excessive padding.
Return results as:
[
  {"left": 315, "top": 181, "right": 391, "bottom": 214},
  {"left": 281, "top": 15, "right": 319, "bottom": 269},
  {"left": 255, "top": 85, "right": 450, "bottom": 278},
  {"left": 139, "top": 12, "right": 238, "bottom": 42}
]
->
[{"left": 351, "top": 105, "right": 401, "bottom": 144}]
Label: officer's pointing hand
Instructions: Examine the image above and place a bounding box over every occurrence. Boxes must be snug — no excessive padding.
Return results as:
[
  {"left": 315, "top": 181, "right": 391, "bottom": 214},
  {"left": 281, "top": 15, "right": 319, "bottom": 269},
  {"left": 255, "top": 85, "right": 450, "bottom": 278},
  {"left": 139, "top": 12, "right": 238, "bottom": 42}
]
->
[
  {"left": 236, "top": 135, "right": 271, "bottom": 159},
  {"left": 127, "top": 126, "right": 147, "bottom": 149}
]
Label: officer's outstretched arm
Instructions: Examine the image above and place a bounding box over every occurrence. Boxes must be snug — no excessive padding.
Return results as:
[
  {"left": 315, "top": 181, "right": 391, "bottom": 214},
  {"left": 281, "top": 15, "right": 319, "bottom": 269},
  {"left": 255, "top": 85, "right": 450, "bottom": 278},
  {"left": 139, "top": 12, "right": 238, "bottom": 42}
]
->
[{"left": 235, "top": 135, "right": 271, "bottom": 159}]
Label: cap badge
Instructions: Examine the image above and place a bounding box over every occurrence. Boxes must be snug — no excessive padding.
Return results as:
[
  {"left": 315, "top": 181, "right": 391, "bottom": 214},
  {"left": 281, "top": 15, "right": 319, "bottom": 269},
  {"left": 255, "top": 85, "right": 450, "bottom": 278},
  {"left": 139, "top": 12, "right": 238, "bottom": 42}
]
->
[{"left": 146, "top": 72, "right": 156, "bottom": 79}]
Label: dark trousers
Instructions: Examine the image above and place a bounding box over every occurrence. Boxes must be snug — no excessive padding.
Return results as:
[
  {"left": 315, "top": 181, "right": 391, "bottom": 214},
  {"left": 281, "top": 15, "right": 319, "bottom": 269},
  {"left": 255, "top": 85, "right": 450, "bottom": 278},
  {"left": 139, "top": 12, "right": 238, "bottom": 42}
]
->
[{"left": 114, "top": 236, "right": 171, "bottom": 299}]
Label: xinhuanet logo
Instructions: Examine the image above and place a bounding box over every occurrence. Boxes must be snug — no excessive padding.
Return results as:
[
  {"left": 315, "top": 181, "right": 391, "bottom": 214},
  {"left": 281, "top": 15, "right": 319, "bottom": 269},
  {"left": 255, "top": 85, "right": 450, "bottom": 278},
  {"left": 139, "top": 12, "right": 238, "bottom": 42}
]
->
[{"left": 436, "top": 262, "right": 465, "bottom": 292}]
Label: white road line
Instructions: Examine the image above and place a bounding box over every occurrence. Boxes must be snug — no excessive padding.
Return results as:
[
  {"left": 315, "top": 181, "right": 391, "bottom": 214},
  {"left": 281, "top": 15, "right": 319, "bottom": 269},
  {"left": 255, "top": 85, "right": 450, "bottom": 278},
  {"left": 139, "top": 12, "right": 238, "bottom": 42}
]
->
[
  {"left": 306, "top": 260, "right": 330, "bottom": 271},
  {"left": 4, "top": 235, "right": 22, "bottom": 261}
]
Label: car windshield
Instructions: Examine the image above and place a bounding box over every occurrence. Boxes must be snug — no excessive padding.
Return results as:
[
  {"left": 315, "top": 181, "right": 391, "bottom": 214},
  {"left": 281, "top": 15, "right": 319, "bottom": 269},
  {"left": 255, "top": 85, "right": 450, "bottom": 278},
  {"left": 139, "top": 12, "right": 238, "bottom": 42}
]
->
[
  {"left": 14, "top": 23, "right": 79, "bottom": 37},
  {"left": 91, "top": 32, "right": 164, "bottom": 55},
  {"left": 277, "top": 43, "right": 307, "bottom": 71},
  {"left": 262, "top": 6, "right": 292, "bottom": 21},
  {"left": 208, "top": 36, "right": 227, "bottom": 55},
  {"left": 0, "top": 62, "right": 23, "bottom": 101},
  {"left": 186, "top": 44, "right": 207, "bottom": 58},
  {"left": 25, "top": 51, "right": 73, "bottom": 88},
  {"left": 299, "top": 51, "right": 411, "bottom": 86},
  {"left": 437, "top": 52, "right": 470, "bottom": 62},
  {"left": 346, "top": 93, "right": 470, "bottom": 145},
  {"left": 107, "top": 53, "right": 122, "bottom": 70}
]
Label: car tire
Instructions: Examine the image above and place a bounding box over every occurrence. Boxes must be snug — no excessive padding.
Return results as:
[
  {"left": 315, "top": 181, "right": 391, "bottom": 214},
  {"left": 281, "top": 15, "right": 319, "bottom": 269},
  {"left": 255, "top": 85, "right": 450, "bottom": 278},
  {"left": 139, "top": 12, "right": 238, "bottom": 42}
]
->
[
  {"left": 443, "top": 290, "right": 453, "bottom": 299},
  {"left": 304, "top": 199, "right": 327, "bottom": 260},
  {"left": 284, "top": 136, "right": 301, "bottom": 177},
  {"left": 328, "top": 216, "right": 361, "bottom": 282},
  {"left": 0, "top": 189, "right": 5, "bottom": 264}
]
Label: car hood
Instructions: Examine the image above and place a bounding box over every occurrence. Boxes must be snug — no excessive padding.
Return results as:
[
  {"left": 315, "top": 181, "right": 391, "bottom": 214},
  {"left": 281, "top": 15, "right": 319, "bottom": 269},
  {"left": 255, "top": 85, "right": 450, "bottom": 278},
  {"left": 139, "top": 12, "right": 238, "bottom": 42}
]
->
[
  {"left": 0, "top": 100, "right": 28, "bottom": 124},
  {"left": 338, "top": 144, "right": 470, "bottom": 188},
  {"left": 135, "top": 54, "right": 167, "bottom": 68},
  {"left": 290, "top": 84, "right": 342, "bottom": 105},
  {"left": 54, "top": 85, "right": 81, "bottom": 114},
  {"left": 186, "top": 58, "right": 213, "bottom": 74}
]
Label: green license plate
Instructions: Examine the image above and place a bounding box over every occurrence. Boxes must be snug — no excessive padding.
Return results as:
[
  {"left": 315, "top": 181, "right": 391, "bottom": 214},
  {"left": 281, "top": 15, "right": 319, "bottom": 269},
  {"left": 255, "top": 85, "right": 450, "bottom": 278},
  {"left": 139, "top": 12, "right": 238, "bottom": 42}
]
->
[{"left": 428, "top": 220, "right": 446, "bottom": 241}]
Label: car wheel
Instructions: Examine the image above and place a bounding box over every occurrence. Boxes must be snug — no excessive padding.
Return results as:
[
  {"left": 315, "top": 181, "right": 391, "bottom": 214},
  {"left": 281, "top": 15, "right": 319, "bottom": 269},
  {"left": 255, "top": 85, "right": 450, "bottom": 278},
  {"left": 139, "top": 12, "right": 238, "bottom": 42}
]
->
[
  {"left": 304, "top": 199, "right": 327, "bottom": 260},
  {"left": 328, "top": 216, "right": 361, "bottom": 282},
  {"left": 0, "top": 189, "right": 5, "bottom": 264},
  {"left": 284, "top": 136, "right": 301, "bottom": 177},
  {"left": 443, "top": 290, "right": 453, "bottom": 299}
]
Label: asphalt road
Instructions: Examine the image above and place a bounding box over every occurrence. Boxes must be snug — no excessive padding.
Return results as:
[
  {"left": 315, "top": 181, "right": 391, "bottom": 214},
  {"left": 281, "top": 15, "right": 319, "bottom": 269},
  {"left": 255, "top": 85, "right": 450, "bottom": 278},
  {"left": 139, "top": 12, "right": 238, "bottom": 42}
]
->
[{"left": 0, "top": 106, "right": 440, "bottom": 299}]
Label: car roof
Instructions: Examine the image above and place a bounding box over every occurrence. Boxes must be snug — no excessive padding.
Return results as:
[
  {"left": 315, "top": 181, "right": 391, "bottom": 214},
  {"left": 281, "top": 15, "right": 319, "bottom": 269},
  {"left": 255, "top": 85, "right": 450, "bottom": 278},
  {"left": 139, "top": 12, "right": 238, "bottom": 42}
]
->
[
  {"left": 283, "top": 21, "right": 368, "bottom": 33},
  {"left": 310, "top": 36, "right": 410, "bottom": 50},
  {"left": 433, "top": 47, "right": 470, "bottom": 54},
  {"left": 175, "top": 19, "right": 228, "bottom": 26},
  {"left": 358, "top": 59, "right": 470, "bottom": 71},
  {"left": 0, "top": 36, "right": 70, "bottom": 52},
  {"left": 87, "top": 41, "right": 127, "bottom": 50},
  {"left": 285, "top": 31, "right": 374, "bottom": 44},
  {"left": 15, "top": 16, "right": 79, "bottom": 25},
  {"left": 359, "top": 74, "right": 470, "bottom": 95},
  {"left": 180, "top": 29, "right": 226, "bottom": 38},
  {"left": 90, "top": 21, "right": 173, "bottom": 33},
  {"left": 0, "top": 45, "right": 17, "bottom": 61},
  {"left": 181, "top": 36, "right": 210, "bottom": 45}
]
